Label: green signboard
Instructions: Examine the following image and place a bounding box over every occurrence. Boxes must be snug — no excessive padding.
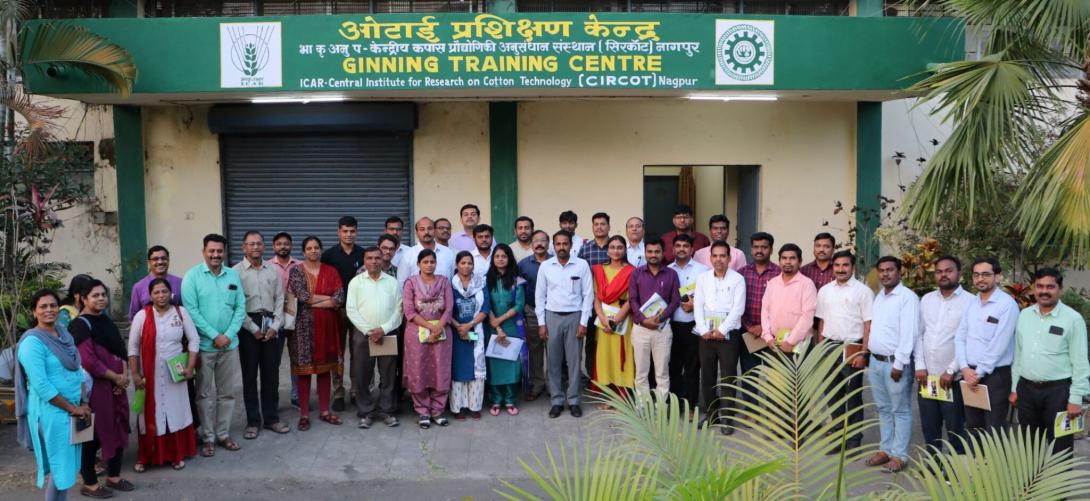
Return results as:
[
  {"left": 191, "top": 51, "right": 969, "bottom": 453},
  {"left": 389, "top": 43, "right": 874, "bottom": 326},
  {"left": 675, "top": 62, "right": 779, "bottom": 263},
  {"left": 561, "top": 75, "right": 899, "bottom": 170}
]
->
[{"left": 24, "top": 13, "right": 963, "bottom": 95}]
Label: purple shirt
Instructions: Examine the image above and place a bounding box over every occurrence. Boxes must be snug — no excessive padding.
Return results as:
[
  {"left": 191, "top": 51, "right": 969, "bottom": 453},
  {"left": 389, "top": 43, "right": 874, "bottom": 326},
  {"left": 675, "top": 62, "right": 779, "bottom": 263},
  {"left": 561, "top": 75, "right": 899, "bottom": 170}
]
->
[
  {"left": 628, "top": 265, "right": 682, "bottom": 324},
  {"left": 128, "top": 273, "right": 183, "bottom": 321},
  {"left": 450, "top": 231, "right": 476, "bottom": 252}
]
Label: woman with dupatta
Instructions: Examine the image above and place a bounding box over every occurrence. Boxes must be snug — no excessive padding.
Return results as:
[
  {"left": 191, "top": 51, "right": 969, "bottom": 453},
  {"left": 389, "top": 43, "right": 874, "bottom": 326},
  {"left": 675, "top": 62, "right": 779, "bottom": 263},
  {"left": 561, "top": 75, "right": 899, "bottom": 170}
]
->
[
  {"left": 403, "top": 249, "right": 455, "bottom": 429},
  {"left": 591, "top": 235, "right": 636, "bottom": 409},
  {"left": 128, "top": 278, "right": 199, "bottom": 471},
  {"left": 448, "top": 251, "right": 489, "bottom": 420},
  {"left": 485, "top": 244, "right": 526, "bottom": 416},
  {"left": 286, "top": 236, "right": 346, "bottom": 430}
]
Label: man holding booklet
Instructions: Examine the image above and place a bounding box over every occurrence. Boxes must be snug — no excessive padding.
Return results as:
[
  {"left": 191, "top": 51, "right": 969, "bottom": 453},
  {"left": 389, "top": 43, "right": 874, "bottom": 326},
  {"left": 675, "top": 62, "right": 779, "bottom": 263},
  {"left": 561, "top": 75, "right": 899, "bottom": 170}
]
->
[
  {"left": 1010, "top": 268, "right": 1090, "bottom": 455},
  {"left": 759, "top": 243, "right": 817, "bottom": 354},
  {"left": 628, "top": 238, "right": 682, "bottom": 406},
  {"left": 667, "top": 234, "right": 709, "bottom": 413},
  {"left": 346, "top": 247, "right": 404, "bottom": 429},
  {"left": 815, "top": 250, "right": 873, "bottom": 451},
  {"left": 693, "top": 240, "right": 746, "bottom": 434},
  {"left": 915, "top": 255, "right": 971, "bottom": 455}
]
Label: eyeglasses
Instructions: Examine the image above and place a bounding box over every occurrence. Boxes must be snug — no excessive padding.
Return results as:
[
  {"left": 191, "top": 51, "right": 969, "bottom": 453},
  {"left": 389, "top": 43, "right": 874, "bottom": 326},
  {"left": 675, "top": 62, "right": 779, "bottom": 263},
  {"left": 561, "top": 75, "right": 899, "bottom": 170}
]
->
[{"left": 244, "top": 242, "right": 263, "bottom": 247}]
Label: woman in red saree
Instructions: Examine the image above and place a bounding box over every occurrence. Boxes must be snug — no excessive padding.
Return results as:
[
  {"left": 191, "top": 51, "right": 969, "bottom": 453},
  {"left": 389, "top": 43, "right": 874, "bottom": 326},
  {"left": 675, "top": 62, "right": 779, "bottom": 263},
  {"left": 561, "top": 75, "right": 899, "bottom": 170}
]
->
[
  {"left": 128, "top": 278, "right": 199, "bottom": 471},
  {"left": 591, "top": 235, "right": 636, "bottom": 409},
  {"left": 286, "top": 236, "right": 346, "bottom": 430}
]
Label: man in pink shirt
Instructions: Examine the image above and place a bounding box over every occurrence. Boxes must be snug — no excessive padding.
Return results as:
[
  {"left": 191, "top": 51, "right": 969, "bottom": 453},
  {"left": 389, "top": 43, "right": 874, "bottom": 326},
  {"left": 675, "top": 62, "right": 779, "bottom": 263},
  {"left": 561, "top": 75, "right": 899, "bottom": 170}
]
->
[
  {"left": 693, "top": 214, "right": 747, "bottom": 271},
  {"left": 761, "top": 243, "right": 818, "bottom": 353}
]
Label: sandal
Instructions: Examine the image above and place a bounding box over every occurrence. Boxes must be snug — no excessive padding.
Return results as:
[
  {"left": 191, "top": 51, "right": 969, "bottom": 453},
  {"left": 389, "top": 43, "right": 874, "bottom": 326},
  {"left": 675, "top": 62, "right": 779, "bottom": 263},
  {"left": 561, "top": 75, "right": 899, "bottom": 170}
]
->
[
  {"left": 506, "top": 405, "right": 519, "bottom": 416},
  {"left": 264, "top": 422, "right": 290, "bottom": 434},
  {"left": 217, "top": 437, "right": 241, "bottom": 451},
  {"left": 489, "top": 405, "right": 501, "bottom": 416},
  {"left": 243, "top": 427, "right": 259, "bottom": 440},
  {"left": 171, "top": 461, "right": 185, "bottom": 471},
  {"left": 298, "top": 416, "right": 311, "bottom": 431},
  {"left": 200, "top": 442, "right": 215, "bottom": 457},
  {"left": 132, "top": 463, "right": 146, "bottom": 474},
  {"left": 319, "top": 413, "right": 343, "bottom": 425},
  {"left": 418, "top": 414, "right": 431, "bottom": 429}
]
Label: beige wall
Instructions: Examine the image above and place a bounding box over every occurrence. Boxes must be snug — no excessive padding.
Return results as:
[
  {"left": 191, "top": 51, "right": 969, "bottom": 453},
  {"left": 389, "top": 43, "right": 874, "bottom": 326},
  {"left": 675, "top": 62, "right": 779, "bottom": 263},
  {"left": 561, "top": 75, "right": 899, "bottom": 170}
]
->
[
  {"left": 518, "top": 100, "right": 856, "bottom": 250},
  {"left": 412, "top": 102, "right": 491, "bottom": 242},
  {"left": 143, "top": 106, "right": 223, "bottom": 273}
]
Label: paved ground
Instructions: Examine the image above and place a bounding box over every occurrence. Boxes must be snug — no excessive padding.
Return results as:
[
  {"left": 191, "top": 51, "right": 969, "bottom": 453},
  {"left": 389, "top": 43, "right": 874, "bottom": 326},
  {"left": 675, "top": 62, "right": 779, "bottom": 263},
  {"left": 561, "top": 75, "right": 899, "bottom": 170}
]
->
[{"left": 3, "top": 352, "right": 1089, "bottom": 500}]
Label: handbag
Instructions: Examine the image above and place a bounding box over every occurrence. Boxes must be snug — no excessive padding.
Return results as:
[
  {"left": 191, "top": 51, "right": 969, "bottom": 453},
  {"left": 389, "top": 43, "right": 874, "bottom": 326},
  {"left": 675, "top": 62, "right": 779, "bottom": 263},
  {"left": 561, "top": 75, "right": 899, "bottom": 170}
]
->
[{"left": 284, "top": 292, "right": 298, "bottom": 331}]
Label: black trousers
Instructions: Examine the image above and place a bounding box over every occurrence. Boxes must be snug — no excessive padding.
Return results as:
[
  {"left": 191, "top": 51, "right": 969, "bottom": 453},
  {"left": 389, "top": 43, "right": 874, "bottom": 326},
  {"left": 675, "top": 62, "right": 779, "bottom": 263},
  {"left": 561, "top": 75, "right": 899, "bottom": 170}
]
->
[
  {"left": 669, "top": 321, "right": 700, "bottom": 409},
  {"left": 351, "top": 328, "right": 399, "bottom": 417},
  {"left": 584, "top": 316, "right": 597, "bottom": 384},
  {"left": 828, "top": 356, "right": 865, "bottom": 443},
  {"left": 699, "top": 330, "right": 742, "bottom": 425},
  {"left": 917, "top": 379, "right": 966, "bottom": 454},
  {"left": 238, "top": 314, "right": 281, "bottom": 426},
  {"left": 964, "top": 365, "right": 1012, "bottom": 432},
  {"left": 1016, "top": 378, "right": 1075, "bottom": 455},
  {"left": 80, "top": 439, "right": 121, "bottom": 485}
]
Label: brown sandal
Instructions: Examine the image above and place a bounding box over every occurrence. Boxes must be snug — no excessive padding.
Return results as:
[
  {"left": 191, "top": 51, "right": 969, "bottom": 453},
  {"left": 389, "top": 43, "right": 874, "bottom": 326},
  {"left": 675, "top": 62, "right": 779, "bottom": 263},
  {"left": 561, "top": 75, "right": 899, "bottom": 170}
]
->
[
  {"left": 298, "top": 416, "right": 311, "bottom": 431},
  {"left": 319, "top": 413, "right": 343, "bottom": 425},
  {"left": 217, "top": 437, "right": 241, "bottom": 451},
  {"left": 200, "top": 442, "right": 215, "bottom": 457}
]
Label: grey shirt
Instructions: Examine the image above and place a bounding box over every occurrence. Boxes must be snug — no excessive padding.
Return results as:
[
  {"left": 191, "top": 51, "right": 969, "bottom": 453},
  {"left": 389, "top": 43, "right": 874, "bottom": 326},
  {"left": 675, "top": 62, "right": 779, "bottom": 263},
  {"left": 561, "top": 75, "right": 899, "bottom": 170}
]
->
[{"left": 233, "top": 259, "right": 285, "bottom": 333}]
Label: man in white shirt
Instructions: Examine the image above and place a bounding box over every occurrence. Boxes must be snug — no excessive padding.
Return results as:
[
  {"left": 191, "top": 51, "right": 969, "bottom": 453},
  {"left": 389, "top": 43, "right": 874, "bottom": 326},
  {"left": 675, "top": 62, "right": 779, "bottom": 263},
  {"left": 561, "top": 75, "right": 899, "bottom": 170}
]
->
[
  {"left": 865, "top": 256, "right": 919, "bottom": 473},
  {"left": 469, "top": 224, "right": 494, "bottom": 280},
  {"left": 384, "top": 216, "right": 407, "bottom": 269},
  {"left": 693, "top": 241, "right": 746, "bottom": 434},
  {"left": 625, "top": 217, "right": 646, "bottom": 267},
  {"left": 668, "top": 233, "right": 708, "bottom": 413},
  {"left": 815, "top": 250, "right": 873, "bottom": 450},
  {"left": 397, "top": 217, "right": 456, "bottom": 287},
  {"left": 535, "top": 230, "right": 594, "bottom": 419},
  {"left": 549, "top": 210, "right": 584, "bottom": 257},
  {"left": 510, "top": 216, "right": 535, "bottom": 262},
  {"left": 915, "top": 255, "right": 971, "bottom": 455}
]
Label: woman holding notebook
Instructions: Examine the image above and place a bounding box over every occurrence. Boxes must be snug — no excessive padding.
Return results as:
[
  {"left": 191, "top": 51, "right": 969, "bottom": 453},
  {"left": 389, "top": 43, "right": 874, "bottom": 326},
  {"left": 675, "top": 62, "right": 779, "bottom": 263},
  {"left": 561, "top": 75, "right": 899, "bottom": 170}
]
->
[
  {"left": 590, "top": 235, "right": 636, "bottom": 409},
  {"left": 403, "top": 249, "right": 455, "bottom": 429},
  {"left": 448, "top": 251, "right": 489, "bottom": 420},
  {"left": 485, "top": 244, "right": 526, "bottom": 416},
  {"left": 128, "top": 278, "right": 199, "bottom": 472}
]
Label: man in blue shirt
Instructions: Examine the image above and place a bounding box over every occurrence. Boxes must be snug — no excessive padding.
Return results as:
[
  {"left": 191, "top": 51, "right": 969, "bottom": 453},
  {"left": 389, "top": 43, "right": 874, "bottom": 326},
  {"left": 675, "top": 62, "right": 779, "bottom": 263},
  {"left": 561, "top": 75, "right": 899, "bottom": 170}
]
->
[
  {"left": 518, "top": 230, "right": 551, "bottom": 401},
  {"left": 182, "top": 233, "right": 247, "bottom": 456},
  {"left": 955, "top": 257, "right": 1018, "bottom": 432}
]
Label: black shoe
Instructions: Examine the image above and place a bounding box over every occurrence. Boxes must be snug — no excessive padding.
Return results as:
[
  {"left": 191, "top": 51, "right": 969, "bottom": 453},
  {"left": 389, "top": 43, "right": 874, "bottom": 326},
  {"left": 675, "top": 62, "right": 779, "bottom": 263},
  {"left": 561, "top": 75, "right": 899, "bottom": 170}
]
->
[
  {"left": 846, "top": 439, "right": 861, "bottom": 449},
  {"left": 549, "top": 405, "right": 563, "bottom": 418},
  {"left": 331, "top": 397, "right": 345, "bottom": 412},
  {"left": 570, "top": 405, "right": 583, "bottom": 418},
  {"left": 719, "top": 425, "right": 733, "bottom": 435}
]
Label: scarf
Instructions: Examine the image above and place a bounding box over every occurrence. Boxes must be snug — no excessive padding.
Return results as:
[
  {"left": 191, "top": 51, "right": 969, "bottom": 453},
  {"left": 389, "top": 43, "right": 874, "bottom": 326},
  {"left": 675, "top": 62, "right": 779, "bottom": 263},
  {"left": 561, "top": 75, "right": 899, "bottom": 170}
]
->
[
  {"left": 138, "top": 305, "right": 164, "bottom": 443},
  {"left": 452, "top": 274, "right": 487, "bottom": 378},
  {"left": 592, "top": 264, "right": 635, "bottom": 305},
  {"left": 310, "top": 264, "right": 344, "bottom": 367},
  {"left": 71, "top": 312, "right": 127, "bottom": 359},
  {"left": 15, "top": 326, "right": 82, "bottom": 450}
]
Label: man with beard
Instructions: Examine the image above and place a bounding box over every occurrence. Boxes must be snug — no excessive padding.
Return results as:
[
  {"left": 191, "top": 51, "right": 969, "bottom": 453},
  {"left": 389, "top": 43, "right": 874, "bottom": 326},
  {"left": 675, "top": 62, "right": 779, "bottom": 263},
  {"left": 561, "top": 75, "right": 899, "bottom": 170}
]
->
[
  {"left": 662, "top": 205, "right": 710, "bottom": 263},
  {"left": 1010, "top": 267, "right": 1090, "bottom": 455},
  {"left": 129, "top": 245, "right": 183, "bottom": 321},
  {"left": 536, "top": 230, "right": 593, "bottom": 418},
  {"left": 628, "top": 238, "right": 681, "bottom": 405},
  {"left": 182, "top": 233, "right": 247, "bottom": 456},
  {"left": 668, "top": 233, "right": 708, "bottom": 413},
  {"left": 817, "top": 250, "right": 874, "bottom": 451},
  {"left": 693, "top": 215, "right": 746, "bottom": 272},
  {"left": 470, "top": 224, "right": 495, "bottom": 280},
  {"left": 865, "top": 256, "right": 919, "bottom": 473},
  {"left": 451, "top": 204, "right": 485, "bottom": 252},
  {"left": 739, "top": 232, "right": 781, "bottom": 380},
  {"left": 518, "top": 230, "right": 552, "bottom": 401},
  {"left": 397, "top": 217, "right": 457, "bottom": 286},
  {"left": 434, "top": 218, "right": 453, "bottom": 247},
  {"left": 956, "top": 257, "right": 1019, "bottom": 433},
  {"left": 760, "top": 243, "right": 817, "bottom": 354},
  {"left": 268, "top": 232, "right": 302, "bottom": 408},
  {"left": 800, "top": 233, "right": 837, "bottom": 290},
  {"left": 511, "top": 216, "right": 535, "bottom": 262},
  {"left": 384, "top": 217, "right": 407, "bottom": 269},
  {"left": 914, "top": 255, "right": 970, "bottom": 455},
  {"left": 377, "top": 234, "right": 400, "bottom": 278}
]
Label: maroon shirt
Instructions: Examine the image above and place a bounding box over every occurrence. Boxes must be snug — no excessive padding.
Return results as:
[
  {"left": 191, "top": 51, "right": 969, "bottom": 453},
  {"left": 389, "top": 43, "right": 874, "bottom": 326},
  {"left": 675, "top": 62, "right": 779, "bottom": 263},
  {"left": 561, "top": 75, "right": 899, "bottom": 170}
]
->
[
  {"left": 740, "top": 262, "right": 782, "bottom": 330},
  {"left": 628, "top": 265, "right": 682, "bottom": 324},
  {"left": 662, "top": 230, "right": 711, "bottom": 263},
  {"left": 800, "top": 261, "right": 836, "bottom": 291}
]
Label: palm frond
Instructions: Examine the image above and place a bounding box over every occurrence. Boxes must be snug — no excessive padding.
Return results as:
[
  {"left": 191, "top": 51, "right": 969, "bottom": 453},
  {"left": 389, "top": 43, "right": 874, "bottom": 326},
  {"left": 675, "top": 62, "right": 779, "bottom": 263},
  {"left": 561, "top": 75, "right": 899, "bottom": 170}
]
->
[
  {"left": 1013, "top": 111, "right": 1090, "bottom": 265},
  {"left": 0, "top": 84, "right": 64, "bottom": 160},
  {"left": 909, "top": 427, "right": 1090, "bottom": 500},
  {"left": 724, "top": 342, "right": 882, "bottom": 496},
  {"left": 22, "top": 22, "right": 137, "bottom": 96},
  {"left": 495, "top": 439, "right": 659, "bottom": 501},
  {"left": 908, "top": 0, "right": 1090, "bottom": 60},
  {"left": 904, "top": 54, "right": 1047, "bottom": 228}
]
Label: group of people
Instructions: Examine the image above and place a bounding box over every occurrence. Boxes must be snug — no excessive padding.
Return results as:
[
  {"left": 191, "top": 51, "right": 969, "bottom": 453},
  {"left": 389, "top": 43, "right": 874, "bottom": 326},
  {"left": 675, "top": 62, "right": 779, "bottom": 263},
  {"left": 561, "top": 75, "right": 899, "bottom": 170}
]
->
[{"left": 13, "top": 202, "right": 1089, "bottom": 499}]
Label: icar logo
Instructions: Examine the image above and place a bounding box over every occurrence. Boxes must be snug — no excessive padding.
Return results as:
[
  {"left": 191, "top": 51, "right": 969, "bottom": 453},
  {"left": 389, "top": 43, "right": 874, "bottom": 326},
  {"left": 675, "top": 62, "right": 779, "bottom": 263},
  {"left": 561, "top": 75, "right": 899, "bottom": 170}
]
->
[
  {"left": 714, "top": 20, "right": 774, "bottom": 86},
  {"left": 220, "top": 22, "right": 283, "bottom": 88}
]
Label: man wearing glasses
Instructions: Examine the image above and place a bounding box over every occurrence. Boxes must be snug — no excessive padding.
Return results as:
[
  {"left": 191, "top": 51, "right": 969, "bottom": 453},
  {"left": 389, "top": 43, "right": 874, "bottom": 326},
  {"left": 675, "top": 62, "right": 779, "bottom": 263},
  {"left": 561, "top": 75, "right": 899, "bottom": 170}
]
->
[{"left": 128, "top": 245, "right": 184, "bottom": 321}]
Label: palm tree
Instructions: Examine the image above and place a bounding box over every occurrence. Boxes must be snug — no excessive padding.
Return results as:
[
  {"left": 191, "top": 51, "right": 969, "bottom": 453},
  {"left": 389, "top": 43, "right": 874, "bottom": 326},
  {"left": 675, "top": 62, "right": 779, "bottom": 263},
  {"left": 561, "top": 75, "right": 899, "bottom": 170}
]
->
[
  {"left": 902, "top": 1, "right": 1090, "bottom": 264},
  {"left": 494, "top": 343, "right": 1090, "bottom": 500}
]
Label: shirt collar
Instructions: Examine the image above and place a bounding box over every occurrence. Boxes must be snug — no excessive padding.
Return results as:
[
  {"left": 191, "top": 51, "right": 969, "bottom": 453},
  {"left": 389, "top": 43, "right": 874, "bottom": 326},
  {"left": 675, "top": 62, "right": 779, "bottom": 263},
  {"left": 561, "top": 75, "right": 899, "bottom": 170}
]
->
[
  {"left": 669, "top": 260, "right": 695, "bottom": 271},
  {"left": 833, "top": 276, "right": 859, "bottom": 288},
  {"left": 627, "top": 240, "right": 644, "bottom": 249},
  {"left": 1032, "top": 301, "right": 1063, "bottom": 318},
  {"left": 199, "top": 262, "right": 226, "bottom": 277},
  {"left": 239, "top": 259, "right": 263, "bottom": 271},
  {"left": 267, "top": 257, "right": 300, "bottom": 269},
  {"left": 881, "top": 282, "right": 908, "bottom": 297}
]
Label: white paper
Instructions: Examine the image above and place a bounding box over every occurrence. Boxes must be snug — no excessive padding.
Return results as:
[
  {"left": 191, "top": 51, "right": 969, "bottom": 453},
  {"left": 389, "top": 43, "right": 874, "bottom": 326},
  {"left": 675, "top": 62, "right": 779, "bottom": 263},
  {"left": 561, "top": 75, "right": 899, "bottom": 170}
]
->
[{"left": 485, "top": 336, "right": 524, "bottom": 361}]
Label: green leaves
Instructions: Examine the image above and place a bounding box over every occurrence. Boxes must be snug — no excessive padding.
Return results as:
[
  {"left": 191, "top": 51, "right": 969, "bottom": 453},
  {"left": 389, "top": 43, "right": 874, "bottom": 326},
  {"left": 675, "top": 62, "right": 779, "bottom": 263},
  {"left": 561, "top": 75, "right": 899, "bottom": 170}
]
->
[
  {"left": 497, "top": 439, "right": 659, "bottom": 501},
  {"left": 243, "top": 42, "right": 259, "bottom": 77},
  {"left": 22, "top": 22, "right": 137, "bottom": 95},
  {"left": 908, "top": 427, "right": 1090, "bottom": 500}
]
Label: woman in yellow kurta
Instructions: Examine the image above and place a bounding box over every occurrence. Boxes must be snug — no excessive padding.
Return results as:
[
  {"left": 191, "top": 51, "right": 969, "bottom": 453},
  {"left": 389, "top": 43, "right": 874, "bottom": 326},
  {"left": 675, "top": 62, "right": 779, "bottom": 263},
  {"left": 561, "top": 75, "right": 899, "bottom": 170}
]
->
[{"left": 591, "top": 235, "right": 635, "bottom": 409}]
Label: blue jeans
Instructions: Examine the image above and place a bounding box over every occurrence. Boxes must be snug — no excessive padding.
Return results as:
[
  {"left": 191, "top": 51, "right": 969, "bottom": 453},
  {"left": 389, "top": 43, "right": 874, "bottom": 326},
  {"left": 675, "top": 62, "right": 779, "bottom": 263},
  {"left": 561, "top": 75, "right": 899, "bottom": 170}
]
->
[{"left": 867, "top": 356, "right": 914, "bottom": 460}]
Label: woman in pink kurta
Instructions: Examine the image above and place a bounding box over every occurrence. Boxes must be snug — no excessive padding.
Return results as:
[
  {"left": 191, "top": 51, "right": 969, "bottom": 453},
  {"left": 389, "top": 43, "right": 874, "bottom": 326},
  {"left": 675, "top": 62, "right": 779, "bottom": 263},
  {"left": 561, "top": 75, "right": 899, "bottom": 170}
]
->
[{"left": 402, "top": 249, "right": 454, "bottom": 429}]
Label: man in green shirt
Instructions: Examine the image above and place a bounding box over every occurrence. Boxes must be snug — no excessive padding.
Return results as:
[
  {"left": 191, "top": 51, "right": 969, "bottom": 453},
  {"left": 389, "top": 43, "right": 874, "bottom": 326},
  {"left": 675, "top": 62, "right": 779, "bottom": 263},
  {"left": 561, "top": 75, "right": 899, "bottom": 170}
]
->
[
  {"left": 1009, "top": 267, "right": 1090, "bottom": 454},
  {"left": 182, "top": 233, "right": 248, "bottom": 456}
]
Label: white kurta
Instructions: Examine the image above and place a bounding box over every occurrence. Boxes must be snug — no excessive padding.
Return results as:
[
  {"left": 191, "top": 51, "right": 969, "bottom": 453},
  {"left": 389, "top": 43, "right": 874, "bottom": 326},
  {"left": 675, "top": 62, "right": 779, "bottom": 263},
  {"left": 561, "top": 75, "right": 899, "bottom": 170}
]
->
[{"left": 128, "top": 306, "right": 200, "bottom": 436}]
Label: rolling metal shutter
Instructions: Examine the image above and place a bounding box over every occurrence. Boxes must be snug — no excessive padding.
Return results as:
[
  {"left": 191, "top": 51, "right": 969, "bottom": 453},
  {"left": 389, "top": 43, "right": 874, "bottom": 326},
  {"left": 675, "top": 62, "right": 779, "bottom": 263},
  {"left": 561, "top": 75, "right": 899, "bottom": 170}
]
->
[{"left": 221, "top": 133, "right": 411, "bottom": 264}]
